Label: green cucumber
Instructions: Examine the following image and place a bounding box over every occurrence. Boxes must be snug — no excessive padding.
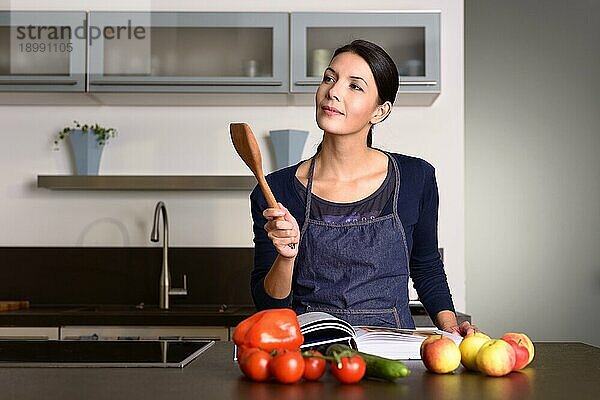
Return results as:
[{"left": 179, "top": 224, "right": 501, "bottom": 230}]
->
[{"left": 326, "top": 343, "right": 410, "bottom": 382}]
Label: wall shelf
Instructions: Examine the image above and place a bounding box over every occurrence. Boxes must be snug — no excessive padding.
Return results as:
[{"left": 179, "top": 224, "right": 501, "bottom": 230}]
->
[{"left": 37, "top": 175, "right": 257, "bottom": 191}]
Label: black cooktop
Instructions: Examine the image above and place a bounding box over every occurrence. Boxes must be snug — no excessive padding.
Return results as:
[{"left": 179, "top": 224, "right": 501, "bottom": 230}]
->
[{"left": 0, "top": 340, "right": 214, "bottom": 368}]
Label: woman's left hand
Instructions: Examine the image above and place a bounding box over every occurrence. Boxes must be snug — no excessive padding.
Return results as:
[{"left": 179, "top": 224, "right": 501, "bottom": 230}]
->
[
  {"left": 443, "top": 321, "right": 479, "bottom": 337},
  {"left": 436, "top": 310, "right": 482, "bottom": 337}
]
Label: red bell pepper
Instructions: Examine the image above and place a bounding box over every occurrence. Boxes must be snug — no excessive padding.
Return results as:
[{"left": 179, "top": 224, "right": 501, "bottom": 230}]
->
[{"left": 233, "top": 308, "right": 304, "bottom": 352}]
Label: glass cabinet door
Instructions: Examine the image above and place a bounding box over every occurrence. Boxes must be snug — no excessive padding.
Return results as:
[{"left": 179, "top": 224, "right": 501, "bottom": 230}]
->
[
  {"left": 88, "top": 12, "right": 288, "bottom": 93},
  {"left": 290, "top": 12, "right": 440, "bottom": 94},
  {"left": 0, "top": 11, "right": 86, "bottom": 92}
]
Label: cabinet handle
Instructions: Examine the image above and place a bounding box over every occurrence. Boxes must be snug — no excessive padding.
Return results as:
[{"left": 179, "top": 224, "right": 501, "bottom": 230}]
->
[
  {"left": 89, "top": 79, "right": 283, "bottom": 87},
  {"left": 0, "top": 80, "right": 78, "bottom": 85},
  {"left": 296, "top": 80, "right": 439, "bottom": 87},
  {"left": 399, "top": 81, "right": 438, "bottom": 86},
  {"left": 294, "top": 80, "right": 321, "bottom": 86}
]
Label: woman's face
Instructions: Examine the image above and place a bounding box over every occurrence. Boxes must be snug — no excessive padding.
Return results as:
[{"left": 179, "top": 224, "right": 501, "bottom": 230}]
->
[{"left": 315, "top": 52, "right": 383, "bottom": 138}]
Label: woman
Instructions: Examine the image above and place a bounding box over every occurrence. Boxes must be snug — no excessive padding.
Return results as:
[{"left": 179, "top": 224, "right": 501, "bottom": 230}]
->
[{"left": 250, "top": 39, "right": 475, "bottom": 336}]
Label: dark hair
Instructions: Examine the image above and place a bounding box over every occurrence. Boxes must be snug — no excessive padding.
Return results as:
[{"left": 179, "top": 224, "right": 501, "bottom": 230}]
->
[{"left": 316, "top": 39, "right": 399, "bottom": 153}]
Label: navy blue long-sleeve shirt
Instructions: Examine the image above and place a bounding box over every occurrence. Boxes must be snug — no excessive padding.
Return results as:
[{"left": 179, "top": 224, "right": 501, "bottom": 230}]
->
[{"left": 250, "top": 151, "right": 455, "bottom": 321}]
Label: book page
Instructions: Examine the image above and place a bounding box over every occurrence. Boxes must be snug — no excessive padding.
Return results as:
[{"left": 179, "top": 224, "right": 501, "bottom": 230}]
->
[
  {"left": 353, "top": 327, "right": 463, "bottom": 360},
  {"left": 356, "top": 326, "right": 462, "bottom": 344},
  {"left": 298, "top": 312, "right": 356, "bottom": 349},
  {"left": 297, "top": 312, "right": 348, "bottom": 327},
  {"left": 297, "top": 312, "right": 355, "bottom": 335}
]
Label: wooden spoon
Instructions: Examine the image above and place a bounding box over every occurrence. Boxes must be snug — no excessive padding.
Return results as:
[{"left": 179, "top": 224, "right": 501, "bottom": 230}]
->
[{"left": 230, "top": 122, "right": 296, "bottom": 249}]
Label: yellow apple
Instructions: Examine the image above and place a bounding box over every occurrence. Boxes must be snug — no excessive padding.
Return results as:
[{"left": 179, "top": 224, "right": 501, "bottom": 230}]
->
[
  {"left": 459, "top": 331, "right": 491, "bottom": 371},
  {"left": 476, "top": 339, "right": 516, "bottom": 377},
  {"left": 421, "top": 336, "right": 462, "bottom": 374}
]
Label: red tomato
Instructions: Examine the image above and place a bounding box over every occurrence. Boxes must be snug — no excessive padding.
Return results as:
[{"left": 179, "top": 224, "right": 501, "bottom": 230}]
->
[
  {"left": 330, "top": 355, "right": 366, "bottom": 384},
  {"left": 239, "top": 349, "right": 272, "bottom": 382},
  {"left": 302, "top": 350, "right": 327, "bottom": 381},
  {"left": 269, "top": 350, "right": 305, "bottom": 384}
]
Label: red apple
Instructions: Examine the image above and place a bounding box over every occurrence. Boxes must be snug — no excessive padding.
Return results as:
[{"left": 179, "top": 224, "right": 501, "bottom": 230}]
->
[
  {"left": 421, "top": 335, "right": 461, "bottom": 374},
  {"left": 502, "top": 333, "right": 534, "bottom": 368},
  {"left": 503, "top": 338, "right": 530, "bottom": 370},
  {"left": 476, "top": 339, "right": 516, "bottom": 377},
  {"left": 420, "top": 334, "right": 443, "bottom": 358}
]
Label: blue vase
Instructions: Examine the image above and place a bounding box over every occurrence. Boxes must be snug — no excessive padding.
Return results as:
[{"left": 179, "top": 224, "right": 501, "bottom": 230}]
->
[
  {"left": 67, "top": 129, "right": 104, "bottom": 175},
  {"left": 269, "top": 129, "right": 308, "bottom": 170}
]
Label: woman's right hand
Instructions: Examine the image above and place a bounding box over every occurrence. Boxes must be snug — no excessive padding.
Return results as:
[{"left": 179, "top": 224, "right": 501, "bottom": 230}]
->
[{"left": 263, "top": 202, "right": 300, "bottom": 259}]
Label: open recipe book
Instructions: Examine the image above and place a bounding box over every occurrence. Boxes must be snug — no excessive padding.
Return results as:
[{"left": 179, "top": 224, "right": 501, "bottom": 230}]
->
[{"left": 298, "top": 311, "right": 462, "bottom": 360}]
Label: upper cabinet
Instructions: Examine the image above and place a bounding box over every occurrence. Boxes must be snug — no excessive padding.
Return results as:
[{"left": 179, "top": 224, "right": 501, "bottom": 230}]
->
[
  {"left": 290, "top": 12, "right": 440, "bottom": 95},
  {"left": 0, "top": 11, "right": 86, "bottom": 91},
  {"left": 0, "top": 11, "right": 442, "bottom": 103},
  {"left": 87, "top": 12, "right": 289, "bottom": 93}
]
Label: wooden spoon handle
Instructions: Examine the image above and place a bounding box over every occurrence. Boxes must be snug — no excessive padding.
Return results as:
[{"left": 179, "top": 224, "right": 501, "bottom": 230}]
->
[
  {"left": 257, "top": 176, "right": 279, "bottom": 209},
  {"left": 257, "top": 176, "right": 286, "bottom": 223},
  {"left": 229, "top": 122, "right": 286, "bottom": 222}
]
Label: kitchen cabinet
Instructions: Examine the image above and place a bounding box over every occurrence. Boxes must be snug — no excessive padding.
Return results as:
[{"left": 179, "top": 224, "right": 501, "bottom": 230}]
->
[
  {"left": 0, "top": 327, "right": 59, "bottom": 340},
  {"left": 291, "top": 12, "right": 440, "bottom": 101},
  {"left": 0, "top": 11, "right": 86, "bottom": 92},
  {"left": 60, "top": 326, "right": 229, "bottom": 341},
  {"left": 0, "top": 326, "right": 228, "bottom": 341},
  {"left": 0, "top": 11, "right": 443, "bottom": 104},
  {"left": 87, "top": 12, "right": 289, "bottom": 93}
]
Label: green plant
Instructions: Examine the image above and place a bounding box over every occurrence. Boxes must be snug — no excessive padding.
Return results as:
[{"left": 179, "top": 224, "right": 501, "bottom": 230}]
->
[{"left": 53, "top": 120, "right": 118, "bottom": 150}]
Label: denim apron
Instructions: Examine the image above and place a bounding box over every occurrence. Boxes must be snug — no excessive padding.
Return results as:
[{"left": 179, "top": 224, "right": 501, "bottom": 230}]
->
[{"left": 293, "top": 151, "right": 415, "bottom": 328}]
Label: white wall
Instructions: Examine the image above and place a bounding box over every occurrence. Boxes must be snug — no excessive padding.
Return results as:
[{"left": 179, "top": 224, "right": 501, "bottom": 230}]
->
[
  {"left": 0, "top": 1, "right": 466, "bottom": 311},
  {"left": 466, "top": 0, "right": 600, "bottom": 346}
]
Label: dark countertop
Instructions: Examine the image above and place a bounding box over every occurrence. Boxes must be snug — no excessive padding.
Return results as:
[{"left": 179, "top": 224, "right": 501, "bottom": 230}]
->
[
  {"left": 0, "top": 341, "right": 597, "bottom": 400},
  {"left": 0, "top": 305, "right": 470, "bottom": 327},
  {"left": 0, "top": 305, "right": 257, "bottom": 327}
]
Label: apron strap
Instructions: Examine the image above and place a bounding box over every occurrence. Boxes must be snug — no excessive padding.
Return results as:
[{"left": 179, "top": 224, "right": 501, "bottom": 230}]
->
[
  {"left": 386, "top": 152, "right": 411, "bottom": 275},
  {"left": 300, "top": 155, "right": 317, "bottom": 237},
  {"left": 388, "top": 152, "right": 402, "bottom": 221}
]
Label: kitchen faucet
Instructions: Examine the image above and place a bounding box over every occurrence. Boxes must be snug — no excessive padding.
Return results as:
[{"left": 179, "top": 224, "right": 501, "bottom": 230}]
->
[{"left": 150, "top": 201, "right": 187, "bottom": 309}]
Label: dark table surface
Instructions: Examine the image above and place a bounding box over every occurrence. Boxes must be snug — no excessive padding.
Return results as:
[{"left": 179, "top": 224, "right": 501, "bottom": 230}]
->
[
  {"left": 0, "top": 304, "right": 470, "bottom": 327},
  {"left": 0, "top": 341, "right": 597, "bottom": 400}
]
